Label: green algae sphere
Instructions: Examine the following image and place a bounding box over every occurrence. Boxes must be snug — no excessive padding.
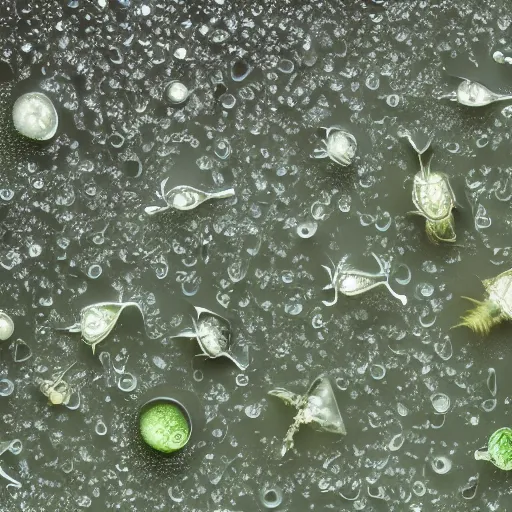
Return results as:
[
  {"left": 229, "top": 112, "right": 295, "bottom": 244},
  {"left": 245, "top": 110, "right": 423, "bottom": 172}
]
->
[{"left": 139, "top": 402, "right": 191, "bottom": 453}]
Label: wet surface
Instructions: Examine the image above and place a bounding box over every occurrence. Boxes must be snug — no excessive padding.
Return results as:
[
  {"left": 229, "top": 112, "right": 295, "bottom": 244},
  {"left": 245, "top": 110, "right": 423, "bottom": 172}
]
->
[{"left": 1, "top": 0, "right": 512, "bottom": 510}]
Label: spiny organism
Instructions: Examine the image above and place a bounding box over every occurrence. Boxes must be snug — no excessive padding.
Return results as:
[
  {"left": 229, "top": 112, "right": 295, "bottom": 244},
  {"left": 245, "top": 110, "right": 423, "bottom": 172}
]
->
[{"left": 455, "top": 268, "right": 512, "bottom": 335}]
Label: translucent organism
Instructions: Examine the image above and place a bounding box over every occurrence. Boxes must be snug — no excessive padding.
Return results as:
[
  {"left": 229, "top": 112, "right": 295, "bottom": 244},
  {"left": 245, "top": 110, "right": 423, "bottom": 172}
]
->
[
  {"left": 313, "top": 126, "right": 357, "bottom": 166},
  {"left": 57, "top": 302, "right": 145, "bottom": 353},
  {"left": 12, "top": 92, "right": 58, "bottom": 140},
  {"left": 0, "top": 311, "right": 14, "bottom": 341},
  {"left": 145, "top": 178, "right": 235, "bottom": 215},
  {"left": 165, "top": 81, "right": 189, "bottom": 105},
  {"left": 0, "top": 439, "right": 22, "bottom": 489},
  {"left": 403, "top": 132, "right": 457, "bottom": 244},
  {"left": 36, "top": 362, "right": 76, "bottom": 406},
  {"left": 322, "top": 253, "right": 407, "bottom": 306},
  {"left": 139, "top": 401, "right": 191, "bottom": 453},
  {"left": 475, "top": 427, "right": 512, "bottom": 470},
  {"left": 455, "top": 267, "right": 512, "bottom": 335},
  {"left": 171, "top": 307, "right": 249, "bottom": 370},
  {"left": 269, "top": 374, "right": 346, "bottom": 457},
  {"left": 442, "top": 79, "right": 512, "bottom": 107}
]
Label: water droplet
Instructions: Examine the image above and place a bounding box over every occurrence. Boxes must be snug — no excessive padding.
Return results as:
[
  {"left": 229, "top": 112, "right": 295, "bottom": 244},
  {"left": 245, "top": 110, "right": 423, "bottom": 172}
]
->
[
  {"left": 412, "top": 481, "right": 426, "bottom": 496},
  {"left": 431, "top": 456, "right": 451, "bottom": 474},
  {"left": 95, "top": 420, "right": 107, "bottom": 436},
  {"left": 370, "top": 364, "right": 386, "bottom": 380},
  {"left": 277, "top": 59, "right": 294, "bottom": 74},
  {"left": 431, "top": 393, "right": 450, "bottom": 413},
  {"left": 487, "top": 368, "right": 497, "bottom": 397},
  {"left": 210, "top": 29, "right": 230, "bottom": 43},
  {"left": 386, "top": 94, "right": 400, "bottom": 107},
  {"left": 236, "top": 374, "right": 248, "bottom": 387},
  {"left": 260, "top": 487, "right": 283, "bottom": 509},
  {"left": 397, "top": 403, "right": 409, "bottom": 416},
  {"left": 0, "top": 379, "right": 14, "bottom": 397},
  {"left": 220, "top": 93, "right": 236, "bottom": 109},
  {"left": 365, "top": 72, "right": 380, "bottom": 90},
  {"left": 297, "top": 221, "right": 317, "bottom": 238},
  {"left": 481, "top": 398, "right": 497, "bottom": 412},
  {"left": 118, "top": 373, "right": 137, "bottom": 392},
  {"left": 87, "top": 264, "right": 102, "bottom": 279}
]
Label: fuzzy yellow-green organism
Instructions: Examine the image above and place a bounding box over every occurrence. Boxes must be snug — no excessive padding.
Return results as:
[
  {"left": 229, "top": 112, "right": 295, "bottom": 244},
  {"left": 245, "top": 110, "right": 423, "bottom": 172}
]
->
[{"left": 455, "top": 268, "right": 512, "bottom": 335}]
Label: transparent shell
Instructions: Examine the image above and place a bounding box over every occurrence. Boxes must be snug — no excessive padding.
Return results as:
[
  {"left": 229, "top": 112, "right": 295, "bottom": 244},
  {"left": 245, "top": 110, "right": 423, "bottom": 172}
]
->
[
  {"left": 412, "top": 172, "right": 455, "bottom": 221},
  {"left": 484, "top": 269, "right": 512, "bottom": 318}
]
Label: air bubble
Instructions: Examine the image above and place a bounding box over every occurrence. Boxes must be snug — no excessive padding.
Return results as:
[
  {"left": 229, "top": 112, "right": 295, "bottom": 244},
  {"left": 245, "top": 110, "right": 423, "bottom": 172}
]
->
[
  {"left": 365, "top": 72, "right": 380, "bottom": 90},
  {"left": 193, "top": 370, "right": 204, "bottom": 382},
  {"left": 412, "top": 481, "right": 426, "bottom": 496},
  {"left": 95, "top": 420, "right": 107, "bottom": 436},
  {"left": 297, "top": 221, "right": 317, "bottom": 238},
  {"left": 220, "top": 93, "right": 236, "bottom": 109},
  {"left": 236, "top": 374, "right": 248, "bottom": 386},
  {"left": 277, "top": 59, "right": 294, "bottom": 74},
  {"left": 370, "top": 364, "right": 386, "bottom": 380},
  {"left": 118, "top": 373, "right": 137, "bottom": 392},
  {"left": 87, "top": 264, "right": 102, "bottom": 279},
  {"left": 481, "top": 398, "right": 497, "bottom": 412},
  {"left": 260, "top": 486, "right": 283, "bottom": 509},
  {"left": 431, "top": 456, "right": 451, "bottom": 474},
  {"left": 386, "top": 94, "right": 400, "bottom": 107}
]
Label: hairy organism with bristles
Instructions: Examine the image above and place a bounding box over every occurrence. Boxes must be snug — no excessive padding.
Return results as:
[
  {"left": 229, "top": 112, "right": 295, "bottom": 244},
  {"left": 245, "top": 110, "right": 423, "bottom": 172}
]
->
[{"left": 454, "top": 268, "right": 512, "bottom": 335}]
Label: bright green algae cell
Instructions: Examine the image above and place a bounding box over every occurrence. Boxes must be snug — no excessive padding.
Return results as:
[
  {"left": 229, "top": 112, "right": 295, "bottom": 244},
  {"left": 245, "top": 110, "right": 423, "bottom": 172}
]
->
[
  {"left": 139, "top": 403, "right": 190, "bottom": 453},
  {"left": 487, "top": 427, "right": 512, "bottom": 470}
]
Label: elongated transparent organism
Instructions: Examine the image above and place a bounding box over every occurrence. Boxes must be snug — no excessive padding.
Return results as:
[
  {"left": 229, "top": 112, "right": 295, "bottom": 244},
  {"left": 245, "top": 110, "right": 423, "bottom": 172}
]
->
[
  {"left": 145, "top": 178, "right": 235, "bottom": 215},
  {"left": 440, "top": 79, "right": 512, "bottom": 107},
  {"left": 269, "top": 374, "right": 346, "bottom": 457},
  {"left": 455, "top": 267, "right": 512, "bottom": 335},
  {"left": 322, "top": 253, "right": 407, "bottom": 306}
]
